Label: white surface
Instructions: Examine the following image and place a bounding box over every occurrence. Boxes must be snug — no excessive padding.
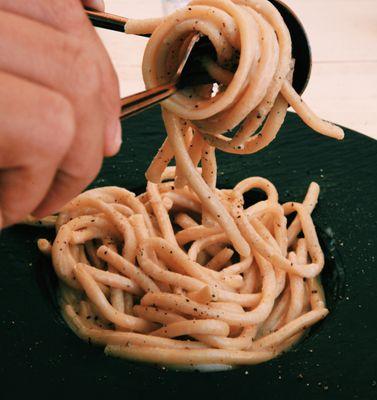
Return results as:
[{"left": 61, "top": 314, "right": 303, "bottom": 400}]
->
[{"left": 98, "top": 0, "right": 377, "bottom": 139}]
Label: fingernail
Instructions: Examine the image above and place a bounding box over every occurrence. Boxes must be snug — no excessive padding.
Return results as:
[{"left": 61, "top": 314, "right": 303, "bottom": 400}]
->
[
  {"left": 105, "top": 120, "right": 122, "bottom": 157},
  {"left": 113, "top": 121, "right": 122, "bottom": 151},
  {"left": 86, "top": 0, "right": 105, "bottom": 12}
]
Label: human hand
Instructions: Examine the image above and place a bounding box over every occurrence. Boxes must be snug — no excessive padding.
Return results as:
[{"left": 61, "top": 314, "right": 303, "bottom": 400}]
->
[{"left": 0, "top": 0, "right": 121, "bottom": 228}]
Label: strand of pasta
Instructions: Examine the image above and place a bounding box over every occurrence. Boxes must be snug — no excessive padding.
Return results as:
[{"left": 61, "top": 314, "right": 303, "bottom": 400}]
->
[
  {"left": 38, "top": 0, "right": 343, "bottom": 367},
  {"left": 45, "top": 176, "right": 329, "bottom": 366}
]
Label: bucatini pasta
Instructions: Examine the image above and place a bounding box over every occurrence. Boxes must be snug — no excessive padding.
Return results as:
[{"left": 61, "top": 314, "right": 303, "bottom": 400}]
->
[{"left": 37, "top": 0, "right": 343, "bottom": 367}]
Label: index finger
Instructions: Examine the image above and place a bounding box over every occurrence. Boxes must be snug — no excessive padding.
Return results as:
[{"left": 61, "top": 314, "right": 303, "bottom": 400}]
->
[{"left": 0, "top": 0, "right": 121, "bottom": 156}]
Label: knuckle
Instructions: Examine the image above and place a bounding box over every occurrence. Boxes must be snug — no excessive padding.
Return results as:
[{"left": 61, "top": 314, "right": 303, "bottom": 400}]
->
[
  {"left": 64, "top": 38, "right": 118, "bottom": 114},
  {"left": 38, "top": 92, "right": 76, "bottom": 158},
  {"left": 70, "top": 45, "right": 103, "bottom": 97},
  {"left": 99, "top": 57, "right": 121, "bottom": 115}
]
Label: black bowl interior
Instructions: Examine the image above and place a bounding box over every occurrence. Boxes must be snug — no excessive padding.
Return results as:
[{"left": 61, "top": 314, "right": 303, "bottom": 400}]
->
[{"left": 0, "top": 109, "right": 376, "bottom": 399}]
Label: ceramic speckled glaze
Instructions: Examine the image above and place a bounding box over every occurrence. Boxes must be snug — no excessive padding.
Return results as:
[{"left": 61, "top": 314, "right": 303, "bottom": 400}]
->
[{"left": 1, "top": 109, "right": 376, "bottom": 399}]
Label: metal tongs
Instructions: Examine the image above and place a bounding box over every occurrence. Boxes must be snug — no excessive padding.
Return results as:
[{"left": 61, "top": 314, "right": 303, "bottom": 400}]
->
[{"left": 86, "top": 0, "right": 311, "bottom": 120}]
